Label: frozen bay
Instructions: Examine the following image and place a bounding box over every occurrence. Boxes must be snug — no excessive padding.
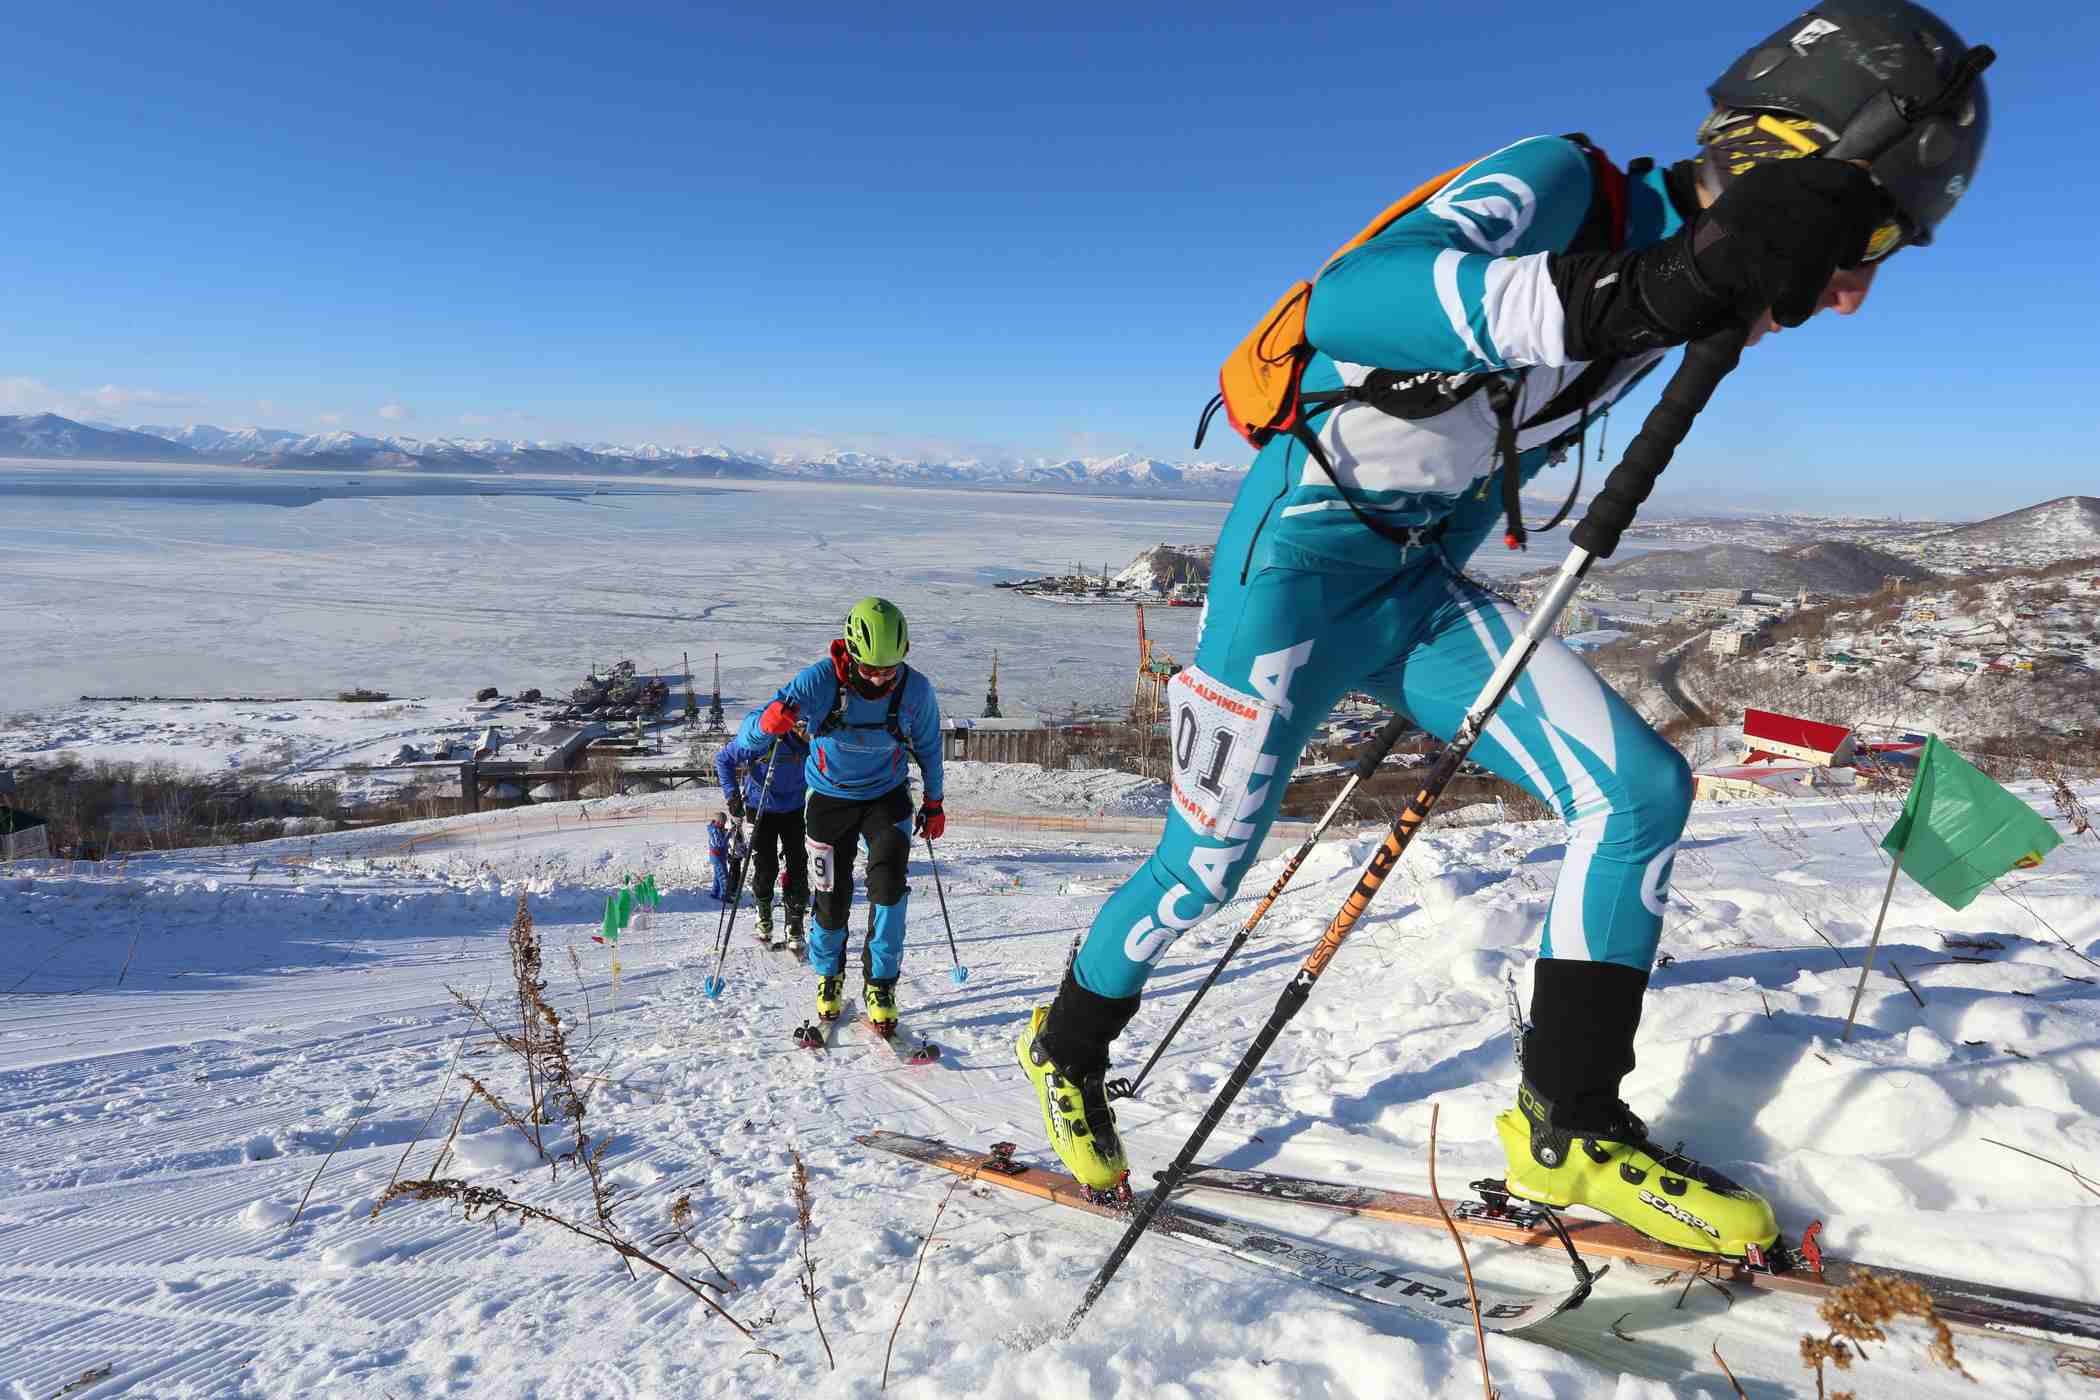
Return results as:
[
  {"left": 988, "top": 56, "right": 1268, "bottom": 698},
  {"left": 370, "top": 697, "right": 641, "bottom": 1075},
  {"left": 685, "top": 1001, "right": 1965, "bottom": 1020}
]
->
[{"left": 1, "top": 460, "right": 1622, "bottom": 717}]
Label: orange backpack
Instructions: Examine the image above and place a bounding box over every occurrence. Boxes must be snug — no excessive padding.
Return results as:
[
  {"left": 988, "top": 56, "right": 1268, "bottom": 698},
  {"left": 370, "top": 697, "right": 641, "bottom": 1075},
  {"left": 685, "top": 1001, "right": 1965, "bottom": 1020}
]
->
[
  {"left": 1193, "top": 162, "right": 1471, "bottom": 458},
  {"left": 1190, "top": 139, "right": 1633, "bottom": 551}
]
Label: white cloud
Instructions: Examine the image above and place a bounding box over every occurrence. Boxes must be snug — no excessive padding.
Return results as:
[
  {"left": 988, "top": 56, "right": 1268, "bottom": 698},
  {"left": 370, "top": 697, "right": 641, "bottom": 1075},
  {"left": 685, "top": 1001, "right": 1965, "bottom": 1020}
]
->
[
  {"left": 317, "top": 412, "right": 345, "bottom": 427},
  {"left": 2, "top": 375, "right": 196, "bottom": 420},
  {"left": 377, "top": 402, "right": 408, "bottom": 422}
]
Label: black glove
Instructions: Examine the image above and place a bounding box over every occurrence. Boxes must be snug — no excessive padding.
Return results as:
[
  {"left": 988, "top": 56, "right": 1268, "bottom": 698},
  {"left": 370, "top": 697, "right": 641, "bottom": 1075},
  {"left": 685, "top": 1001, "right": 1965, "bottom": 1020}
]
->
[
  {"left": 726, "top": 792, "right": 746, "bottom": 822},
  {"left": 1552, "top": 159, "right": 1891, "bottom": 359},
  {"left": 1686, "top": 160, "right": 1890, "bottom": 327}
]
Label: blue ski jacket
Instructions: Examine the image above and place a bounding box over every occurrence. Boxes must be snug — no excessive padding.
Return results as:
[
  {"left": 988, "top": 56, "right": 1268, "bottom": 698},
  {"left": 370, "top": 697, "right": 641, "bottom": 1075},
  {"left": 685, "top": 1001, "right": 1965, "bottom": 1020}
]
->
[
  {"left": 768, "top": 641, "right": 944, "bottom": 803},
  {"left": 714, "top": 708, "right": 810, "bottom": 813}
]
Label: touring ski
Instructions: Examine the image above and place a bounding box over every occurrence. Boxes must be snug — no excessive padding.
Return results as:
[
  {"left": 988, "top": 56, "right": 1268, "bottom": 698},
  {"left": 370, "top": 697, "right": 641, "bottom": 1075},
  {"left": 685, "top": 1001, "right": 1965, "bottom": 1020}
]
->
[
  {"left": 1173, "top": 1162, "right": 2100, "bottom": 1351},
  {"left": 858, "top": 1017, "right": 939, "bottom": 1065},
  {"left": 856, "top": 1131, "right": 1591, "bottom": 1333}
]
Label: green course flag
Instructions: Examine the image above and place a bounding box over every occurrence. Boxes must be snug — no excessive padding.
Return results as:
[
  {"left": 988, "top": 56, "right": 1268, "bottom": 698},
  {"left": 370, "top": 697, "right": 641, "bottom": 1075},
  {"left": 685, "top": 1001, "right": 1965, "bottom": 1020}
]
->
[
  {"left": 615, "top": 885, "right": 634, "bottom": 928},
  {"left": 600, "top": 897, "right": 620, "bottom": 943},
  {"left": 639, "top": 874, "right": 660, "bottom": 908},
  {"left": 1880, "top": 735, "right": 2061, "bottom": 911}
]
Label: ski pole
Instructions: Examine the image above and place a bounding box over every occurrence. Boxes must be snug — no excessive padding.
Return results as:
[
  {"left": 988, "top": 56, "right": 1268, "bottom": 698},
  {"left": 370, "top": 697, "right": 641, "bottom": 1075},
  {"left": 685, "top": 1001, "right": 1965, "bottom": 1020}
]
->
[
  {"left": 703, "top": 736, "right": 783, "bottom": 998},
  {"left": 1107, "top": 711, "right": 1410, "bottom": 1101},
  {"left": 922, "top": 835, "right": 969, "bottom": 985}
]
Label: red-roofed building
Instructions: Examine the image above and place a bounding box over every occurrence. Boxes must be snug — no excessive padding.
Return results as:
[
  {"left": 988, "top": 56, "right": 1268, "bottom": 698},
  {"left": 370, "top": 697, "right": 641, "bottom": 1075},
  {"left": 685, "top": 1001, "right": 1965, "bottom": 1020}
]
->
[{"left": 1741, "top": 708, "right": 1857, "bottom": 767}]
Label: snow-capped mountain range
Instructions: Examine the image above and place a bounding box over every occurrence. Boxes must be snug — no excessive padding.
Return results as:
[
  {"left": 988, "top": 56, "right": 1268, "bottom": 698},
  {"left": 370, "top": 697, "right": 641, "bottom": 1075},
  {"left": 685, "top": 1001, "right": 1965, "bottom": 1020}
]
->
[{"left": 0, "top": 413, "right": 1248, "bottom": 499}]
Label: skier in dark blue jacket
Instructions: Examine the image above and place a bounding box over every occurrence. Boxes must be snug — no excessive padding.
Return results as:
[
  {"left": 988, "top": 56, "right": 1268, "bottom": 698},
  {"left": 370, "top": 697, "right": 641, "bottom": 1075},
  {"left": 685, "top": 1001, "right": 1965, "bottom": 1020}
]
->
[
  {"left": 759, "top": 597, "right": 944, "bottom": 1034},
  {"left": 704, "top": 812, "right": 735, "bottom": 901},
  {"left": 715, "top": 707, "right": 812, "bottom": 947}
]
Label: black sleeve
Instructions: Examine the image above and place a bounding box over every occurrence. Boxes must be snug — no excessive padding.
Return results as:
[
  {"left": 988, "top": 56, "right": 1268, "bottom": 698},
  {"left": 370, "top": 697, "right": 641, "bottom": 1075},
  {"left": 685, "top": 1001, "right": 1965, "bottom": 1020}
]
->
[{"left": 1548, "top": 229, "right": 1730, "bottom": 362}]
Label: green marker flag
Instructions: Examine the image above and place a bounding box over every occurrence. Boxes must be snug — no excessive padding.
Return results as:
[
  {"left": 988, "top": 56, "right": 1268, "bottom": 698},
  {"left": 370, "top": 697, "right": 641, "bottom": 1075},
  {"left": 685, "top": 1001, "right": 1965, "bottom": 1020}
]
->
[
  {"left": 1879, "top": 735, "right": 2061, "bottom": 911},
  {"left": 600, "top": 897, "right": 621, "bottom": 943},
  {"left": 615, "top": 885, "right": 634, "bottom": 928},
  {"left": 639, "top": 874, "right": 660, "bottom": 908},
  {"left": 1844, "top": 735, "right": 2061, "bottom": 1040}
]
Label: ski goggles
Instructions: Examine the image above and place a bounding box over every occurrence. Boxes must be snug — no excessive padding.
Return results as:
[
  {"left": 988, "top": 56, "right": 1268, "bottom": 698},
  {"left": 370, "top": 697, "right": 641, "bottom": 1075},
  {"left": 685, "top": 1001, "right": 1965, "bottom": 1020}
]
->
[
  {"left": 1703, "top": 111, "right": 1910, "bottom": 262},
  {"left": 853, "top": 661, "right": 901, "bottom": 687}
]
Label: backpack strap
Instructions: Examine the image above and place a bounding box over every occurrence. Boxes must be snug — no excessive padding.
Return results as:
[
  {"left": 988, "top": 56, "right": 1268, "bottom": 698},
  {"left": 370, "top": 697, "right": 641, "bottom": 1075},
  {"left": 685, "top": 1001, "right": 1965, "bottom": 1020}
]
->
[
  {"left": 1498, "top": 137, "right": 1636, "bottom": 549},
  {"left": 814, "top": 665, "right": 912, "bottom": 748}
]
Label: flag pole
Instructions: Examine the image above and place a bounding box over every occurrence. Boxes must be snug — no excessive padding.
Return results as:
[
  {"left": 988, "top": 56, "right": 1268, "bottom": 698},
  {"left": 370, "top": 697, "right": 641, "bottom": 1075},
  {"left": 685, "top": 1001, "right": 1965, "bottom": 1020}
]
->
[{"left": 1841, "top": 843, "right": 1907, "bottom": 1043}]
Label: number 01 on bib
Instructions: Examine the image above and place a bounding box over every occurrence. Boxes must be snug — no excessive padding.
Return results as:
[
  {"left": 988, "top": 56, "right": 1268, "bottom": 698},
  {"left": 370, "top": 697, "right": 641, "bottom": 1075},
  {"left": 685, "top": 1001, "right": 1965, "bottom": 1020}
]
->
[{"left": 1165, "top": 667, "right": 1278, "bottom": 838}]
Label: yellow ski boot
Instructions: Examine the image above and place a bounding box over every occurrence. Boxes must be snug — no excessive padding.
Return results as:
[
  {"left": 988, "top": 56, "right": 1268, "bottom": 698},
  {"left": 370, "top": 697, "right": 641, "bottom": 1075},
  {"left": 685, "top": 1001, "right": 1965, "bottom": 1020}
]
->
[
  {"left": 1017, "top": 1005, "right": 1129, "bottom": 1196},
  {"left": 1496, "top": 1080, "right": 1778, "bottom": 1257}
]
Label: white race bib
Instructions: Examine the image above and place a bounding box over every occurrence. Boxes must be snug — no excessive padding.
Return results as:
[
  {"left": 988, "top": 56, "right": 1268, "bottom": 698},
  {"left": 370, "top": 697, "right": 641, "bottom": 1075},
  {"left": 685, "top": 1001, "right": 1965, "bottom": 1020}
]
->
[
  {"left": 1166, "top": 666, "right": 1276, "bottom": 839},
  {"left": 807, "top": 838, "right": 837, "bottom": 894}
]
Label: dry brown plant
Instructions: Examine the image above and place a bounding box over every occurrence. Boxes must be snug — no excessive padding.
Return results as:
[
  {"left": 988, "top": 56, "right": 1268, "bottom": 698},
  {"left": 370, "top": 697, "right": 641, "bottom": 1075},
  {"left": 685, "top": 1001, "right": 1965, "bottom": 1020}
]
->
[
  {"left": 1798, "top": 1269, "right": 1971, "bottom": 1399},
  {"left": 883, "top": 1174, "right": 963, "bottom": 1391},
  {"left": 1428, "top": 1103, "right": 1497, "bottom": 1400},
  {"left": 791, "top": 1153, "right": 836, "bottom": 1371},
  {"left": 649, "top": 1190, "right": 738, "bottom": 1294},
  {"left": 376, "top": 1177, "right": 774, "bottom": 1356},
  {"left": 373, "top": 893, "right": 773, "bottom": 1358}
]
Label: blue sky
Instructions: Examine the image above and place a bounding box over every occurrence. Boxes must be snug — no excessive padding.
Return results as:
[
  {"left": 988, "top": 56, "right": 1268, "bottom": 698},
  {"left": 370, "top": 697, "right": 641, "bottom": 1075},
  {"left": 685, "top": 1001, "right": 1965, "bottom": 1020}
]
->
[{"left": 3, "top": 1, "right": 2090, "bottom": 513}]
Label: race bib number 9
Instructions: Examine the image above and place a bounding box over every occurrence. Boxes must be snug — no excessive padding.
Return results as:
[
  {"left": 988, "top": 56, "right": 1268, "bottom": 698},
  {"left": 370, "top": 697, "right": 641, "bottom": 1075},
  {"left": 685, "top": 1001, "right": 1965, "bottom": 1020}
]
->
[
  {"left": 807, "top": 839, "right": 837, "bottom": 894},
  {"left": 1166, "top": 667, "right": 1276, "bottom": 838}
]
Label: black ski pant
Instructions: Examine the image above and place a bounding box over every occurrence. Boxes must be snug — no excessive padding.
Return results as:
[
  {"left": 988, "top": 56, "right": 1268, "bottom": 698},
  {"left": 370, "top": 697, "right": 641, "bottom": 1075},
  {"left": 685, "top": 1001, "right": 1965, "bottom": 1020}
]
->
[
  {"left": 804, "top": 784, "right": 913, "bottom": 980},
  {"left": 750, "top": 806, "right": 808, "bottom": 908}
]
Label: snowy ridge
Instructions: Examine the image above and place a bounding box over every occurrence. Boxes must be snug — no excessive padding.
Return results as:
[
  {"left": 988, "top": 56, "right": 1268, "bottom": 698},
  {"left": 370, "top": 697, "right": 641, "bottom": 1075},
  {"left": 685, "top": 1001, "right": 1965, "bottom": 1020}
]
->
[
  {"left": 1895, "top": 495, "right": 2100, "bottom": 572},
  {"left": 2, "top": 778, "right": 2095, "bottom": 1396},
  {"left": 3, "top": 414, "right": 1251, "bottom": 499}
]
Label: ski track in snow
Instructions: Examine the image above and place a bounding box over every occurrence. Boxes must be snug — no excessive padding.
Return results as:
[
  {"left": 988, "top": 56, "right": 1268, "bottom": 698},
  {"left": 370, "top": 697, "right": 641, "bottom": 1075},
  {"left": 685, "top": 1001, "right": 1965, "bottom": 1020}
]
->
[{"left": 2, "top": 784, "right": 2097, "bottom": 1398}]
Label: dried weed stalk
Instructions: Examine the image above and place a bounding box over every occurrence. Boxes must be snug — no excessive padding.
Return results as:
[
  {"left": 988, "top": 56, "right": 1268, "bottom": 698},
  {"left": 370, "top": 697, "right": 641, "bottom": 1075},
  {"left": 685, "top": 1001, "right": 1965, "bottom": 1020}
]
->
[
  {"left": 791, "top": 1153, "right": 836, "bottom": 1371},
  {"left": 1428, "top": 1104, "right": 1497, "bottom": 1400},
  {"left": 376, "top": 1177, "right": 774, "bottom": 1356},
  {"left": 885, "top": 1174, "right": 964, "bottom": 1392},
  {"left": 1798, "top": 1269, "right": 1971, "bottom": 1399},
  {"left": 1710, "top": 1342, "right": 1749, "bottom": 1399},
  {"left": 375, "top": 893, "right": 772, "bottom": 1358},
  {"left": 650, "top": 1191, "right": 738, "bottom": 1293}
]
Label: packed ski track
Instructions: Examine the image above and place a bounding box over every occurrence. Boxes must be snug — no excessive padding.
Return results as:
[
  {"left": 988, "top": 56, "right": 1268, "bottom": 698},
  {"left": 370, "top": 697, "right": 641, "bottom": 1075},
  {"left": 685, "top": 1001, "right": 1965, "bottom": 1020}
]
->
[{"left": 3, "top": 779, "right": 2097, "bottom": 1398}]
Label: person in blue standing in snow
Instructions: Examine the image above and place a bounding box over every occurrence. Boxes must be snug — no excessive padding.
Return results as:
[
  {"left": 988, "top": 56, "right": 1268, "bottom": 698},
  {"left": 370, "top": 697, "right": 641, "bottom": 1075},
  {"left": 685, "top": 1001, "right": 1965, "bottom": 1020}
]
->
[
  {"left": 757, "top": 597, "right": 944, "bottom": 1036},
  {"left": 704, "top": 811, "right": 735, "bottom": 901},
  {"left": 714, "top": 706, "right": 812, "bottom": 948}
]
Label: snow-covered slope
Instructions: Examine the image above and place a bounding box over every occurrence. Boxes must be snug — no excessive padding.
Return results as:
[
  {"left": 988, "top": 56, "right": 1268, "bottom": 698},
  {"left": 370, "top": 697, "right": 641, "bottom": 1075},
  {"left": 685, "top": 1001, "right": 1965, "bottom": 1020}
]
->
[
  {"left": 2, "top": 782, "right": 2094, "bottom": 1397},
  {"left": 1899, "top": 495, "right": 2100, "bottom": 571}
]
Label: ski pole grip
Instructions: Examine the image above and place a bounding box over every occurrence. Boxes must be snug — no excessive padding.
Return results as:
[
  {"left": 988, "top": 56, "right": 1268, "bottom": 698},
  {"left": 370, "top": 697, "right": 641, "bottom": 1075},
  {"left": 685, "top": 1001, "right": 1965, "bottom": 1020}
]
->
[
  {"left": 1568, "top": 324, "right": 1747, "bottom": 558},
  {"left": 1354, "top": 713, "right": 1411, "bottom": 781}
]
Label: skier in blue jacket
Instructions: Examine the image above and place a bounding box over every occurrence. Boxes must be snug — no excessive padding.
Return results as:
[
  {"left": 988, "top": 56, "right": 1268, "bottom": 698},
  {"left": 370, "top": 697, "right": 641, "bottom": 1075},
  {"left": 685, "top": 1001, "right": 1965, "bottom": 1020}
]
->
[
  {"left": 759, "top": 597, "right": 945, "bottom": 1033},
  {"left": 1016, "top": 0, "right": 1989, "bottom": 1261},
  {"left": 704, "top": 812, "right": 734, "bottom": 901},
  {"left": 715, "top": 707, "right": 812, "bottom": 947}
]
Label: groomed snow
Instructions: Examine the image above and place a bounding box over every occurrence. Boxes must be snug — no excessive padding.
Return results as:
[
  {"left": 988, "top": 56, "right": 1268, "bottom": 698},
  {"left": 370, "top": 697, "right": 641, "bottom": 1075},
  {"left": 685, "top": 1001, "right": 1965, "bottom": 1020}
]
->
[{"left": 2, "top": 779, "right": 2095, "bottom": 1397}]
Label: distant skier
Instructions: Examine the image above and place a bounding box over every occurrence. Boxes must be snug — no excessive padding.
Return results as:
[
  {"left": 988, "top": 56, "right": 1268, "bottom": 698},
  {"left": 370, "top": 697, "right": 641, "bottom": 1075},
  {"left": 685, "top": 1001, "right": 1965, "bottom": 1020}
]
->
[
  {"left": 758, "top": 597, "right": 944, "bottom": 1035},
  {"left": 715, "top": 706, "right": 812, "bottom": 947},
  {"left": 705, "top": 811, "right": 734, "bottom": 901},
  {"left": 1014, "top": 1, "right": 1990, "bottom": 1263}
]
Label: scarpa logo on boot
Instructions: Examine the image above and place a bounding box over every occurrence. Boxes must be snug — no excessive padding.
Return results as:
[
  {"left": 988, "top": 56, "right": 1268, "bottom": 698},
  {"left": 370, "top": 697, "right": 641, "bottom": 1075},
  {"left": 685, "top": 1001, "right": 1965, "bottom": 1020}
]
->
[{"left": 1639, "top": 1189, "right": 1719, "bottom": 1239}]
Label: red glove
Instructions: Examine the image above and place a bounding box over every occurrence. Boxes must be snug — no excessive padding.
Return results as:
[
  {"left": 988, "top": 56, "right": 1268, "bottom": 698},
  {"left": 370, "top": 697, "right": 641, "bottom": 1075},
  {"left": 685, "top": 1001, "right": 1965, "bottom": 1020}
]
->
[
  {"left": 760, "top": 700, "right": 800, "bottom": 736},
  {"left": 915, "top": 797, "right": 945, "bottom": 841}
]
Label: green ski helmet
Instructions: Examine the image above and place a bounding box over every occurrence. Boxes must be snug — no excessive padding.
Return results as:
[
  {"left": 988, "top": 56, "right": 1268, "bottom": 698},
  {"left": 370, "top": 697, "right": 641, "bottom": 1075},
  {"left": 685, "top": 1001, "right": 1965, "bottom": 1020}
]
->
[{"left": 843, "top": 596, "right": 910, "bottom": 668}]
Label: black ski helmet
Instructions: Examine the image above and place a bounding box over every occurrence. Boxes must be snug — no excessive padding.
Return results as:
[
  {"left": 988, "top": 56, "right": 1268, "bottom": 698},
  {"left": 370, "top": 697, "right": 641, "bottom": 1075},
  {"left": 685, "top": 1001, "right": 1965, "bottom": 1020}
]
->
[{"left": 1706, "top": 1, "right": 1989, "bottom": 246}]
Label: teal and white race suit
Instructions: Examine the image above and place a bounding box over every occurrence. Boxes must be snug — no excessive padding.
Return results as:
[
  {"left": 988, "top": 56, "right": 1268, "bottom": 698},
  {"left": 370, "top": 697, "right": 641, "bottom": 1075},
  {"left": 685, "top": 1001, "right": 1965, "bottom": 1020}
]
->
[{"left": 1073, "top": 135, "right": 1696, "bottom": 1000}]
